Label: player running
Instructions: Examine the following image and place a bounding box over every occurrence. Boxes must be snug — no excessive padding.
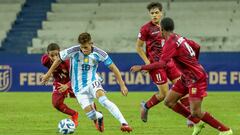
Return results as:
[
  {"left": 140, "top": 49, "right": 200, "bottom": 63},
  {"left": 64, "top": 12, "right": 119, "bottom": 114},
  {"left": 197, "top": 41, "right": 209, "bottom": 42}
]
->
[
  {"left": 136, "top": 2, "right": 192, "bottom": 126},
  {"left": 41, "top": 43, "right": 100, "bottom": 128},
  {"left": 131, "top": 17, "right": 233, "bottom": 135},
  {"left": 41, "top": 33, "right": 132, "bottom": 133},
  {"left": 41, "top": 43, "right": 79, "bottom": 126}
]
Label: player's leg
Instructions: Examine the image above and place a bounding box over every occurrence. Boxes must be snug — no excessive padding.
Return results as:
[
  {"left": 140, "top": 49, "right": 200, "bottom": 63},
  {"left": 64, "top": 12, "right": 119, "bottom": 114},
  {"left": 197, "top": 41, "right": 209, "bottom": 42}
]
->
[
  {"left": 140, "top": 69, "right": 168, "bottom": 122},
  {"left": 52, "top": 92, "right": 79, "bottom": 126},
  {"left": 164, "top": 80, "right": 201, "bottom": 125},
  {"left": 75, "top": 92, "right": 104, "bottom": 132},
  {"left": 189, "top": 79, "right": 232, "bottom": 135},
  {"left": 84, "top": 104, "right": 104, "bottom": 132},
  {"left": 95, "top": 89, "right": 132, "bottom": 132}
]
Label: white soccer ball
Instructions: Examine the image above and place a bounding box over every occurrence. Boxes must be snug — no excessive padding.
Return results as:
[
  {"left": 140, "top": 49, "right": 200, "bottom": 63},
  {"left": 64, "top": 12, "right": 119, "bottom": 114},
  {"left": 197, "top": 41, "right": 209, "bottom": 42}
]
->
[{"left": 58, "top": 118, "right": 76, "bottom": 134}]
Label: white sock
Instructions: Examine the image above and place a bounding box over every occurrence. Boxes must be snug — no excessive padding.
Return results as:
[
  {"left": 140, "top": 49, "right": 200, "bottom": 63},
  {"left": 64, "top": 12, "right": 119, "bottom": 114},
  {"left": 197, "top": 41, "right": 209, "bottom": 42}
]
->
[
  {"left": 95, "top": 111, "right": 103, "bottom": 119},
  {"left": 98, "top": 96, "right": 127, "bottom": 124}
]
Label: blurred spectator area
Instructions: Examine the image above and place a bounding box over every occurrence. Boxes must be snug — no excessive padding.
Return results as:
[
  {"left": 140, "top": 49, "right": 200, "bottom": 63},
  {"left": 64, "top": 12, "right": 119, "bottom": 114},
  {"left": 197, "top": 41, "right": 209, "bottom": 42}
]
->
[
  {"left": 0, "top": 0, "right": 25, "bottom": 47},
  {"left": 0, "top": 0, "right": 239, "bottom": 53}
]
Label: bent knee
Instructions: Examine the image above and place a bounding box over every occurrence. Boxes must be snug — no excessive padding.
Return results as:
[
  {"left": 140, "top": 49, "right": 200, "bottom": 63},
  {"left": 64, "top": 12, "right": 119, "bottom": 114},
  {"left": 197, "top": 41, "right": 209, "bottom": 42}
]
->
[
  {"left": 191, "top": 111, "right": 202, "bottom": 118},
  {"left": 164, "top": 100, "right": 175, "bottom": 108}
]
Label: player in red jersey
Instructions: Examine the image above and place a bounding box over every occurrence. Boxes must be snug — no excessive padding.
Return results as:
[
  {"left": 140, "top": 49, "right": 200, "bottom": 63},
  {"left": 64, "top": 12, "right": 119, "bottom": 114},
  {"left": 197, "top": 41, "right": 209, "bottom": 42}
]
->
[
  {"left": 135, "top": 2, "right": 191, "bottom": 125},
  {"left": 131, "top": 17, "right": 232, "bottom": 135},
  {"left": 41, "top": 43, "right": 79, "bottom": 126}
]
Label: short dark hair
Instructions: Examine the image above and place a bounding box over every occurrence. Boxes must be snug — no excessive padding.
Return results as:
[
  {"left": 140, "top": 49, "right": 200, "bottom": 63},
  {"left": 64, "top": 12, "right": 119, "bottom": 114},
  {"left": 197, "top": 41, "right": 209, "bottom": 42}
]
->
[
  {"left": 160, "top": 17, "right": 174, "bottom": 32},
  {"left": 147, "top": 2, "right": 162, "bottom": 11},
  {"left": 78, "top": 32, "right": 91, "bottom": 44},
  {"left": 47, "top": 43, "right": 60, "bottom": 52}
]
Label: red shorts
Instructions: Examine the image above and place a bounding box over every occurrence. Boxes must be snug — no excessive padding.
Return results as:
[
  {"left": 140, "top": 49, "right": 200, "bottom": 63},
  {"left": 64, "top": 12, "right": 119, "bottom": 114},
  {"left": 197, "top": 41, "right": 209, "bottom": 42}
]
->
[
  {"left": 171, "top": 77, "right": 208, "bottom": 100},
  {"left": 149, "top": 60, "right": 181, "bottom": 85}
]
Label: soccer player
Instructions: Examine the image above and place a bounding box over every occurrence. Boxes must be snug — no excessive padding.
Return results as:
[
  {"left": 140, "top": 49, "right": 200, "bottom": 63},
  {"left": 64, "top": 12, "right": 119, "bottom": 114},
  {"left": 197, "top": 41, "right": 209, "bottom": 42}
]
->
[
  {"left": 131, "top": 17, "right": 233, "bottom": 135},
  {"left": 135, "top": 2, "right": 192, "bottom": 125},
  {"left": 41, "top": 33, "right": 132, "bottom": 133},
  {"left": 41, "top": 43, "right": 79, "bottom": 126}
]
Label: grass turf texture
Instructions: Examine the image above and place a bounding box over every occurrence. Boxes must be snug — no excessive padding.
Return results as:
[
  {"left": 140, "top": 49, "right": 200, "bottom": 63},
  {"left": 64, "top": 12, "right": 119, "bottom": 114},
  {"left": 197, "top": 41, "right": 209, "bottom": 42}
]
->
[{"left": 0, "top": 92, "right": 239, "bottom": 135}]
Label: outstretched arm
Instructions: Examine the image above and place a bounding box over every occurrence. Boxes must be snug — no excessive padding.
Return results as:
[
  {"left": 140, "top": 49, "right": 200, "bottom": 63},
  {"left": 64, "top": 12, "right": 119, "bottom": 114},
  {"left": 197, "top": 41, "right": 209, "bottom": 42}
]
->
[
  {"left": 130, "top": 60, "right": 166, "bottom": 72},
  {"left": 108, "top": 63, "right": 128, "bottom": 96},
  {"left": 41, "top": 57, "right": 62, "bottom": 85}
]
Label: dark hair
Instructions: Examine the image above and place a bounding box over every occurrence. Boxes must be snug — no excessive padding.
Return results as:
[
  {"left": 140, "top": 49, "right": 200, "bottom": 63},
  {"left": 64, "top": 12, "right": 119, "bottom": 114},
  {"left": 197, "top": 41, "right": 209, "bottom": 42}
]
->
[
  {"left": 47, "top": 43, "right": 60, "bottom": 52},
  {"left": 147, "top": 2, "right": 162, "bottom": 11},
  {"left": 78, "top": 32, "right": 91, "bottom": 44},
  {"left": 160, "top": 17, "right": 174, "bottom": 32}
]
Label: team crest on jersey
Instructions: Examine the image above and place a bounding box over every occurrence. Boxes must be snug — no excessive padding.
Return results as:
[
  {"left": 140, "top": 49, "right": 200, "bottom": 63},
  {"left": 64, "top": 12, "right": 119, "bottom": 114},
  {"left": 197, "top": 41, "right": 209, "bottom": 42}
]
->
[
  {"left": 84, "top": 58, "right": 89, "bottom": 63},
  {"left": 191, "top": 88, "right": 197, "bottom": 95},
  {"left": 0, "top": 65, "right": 12, "bottom": 92}
]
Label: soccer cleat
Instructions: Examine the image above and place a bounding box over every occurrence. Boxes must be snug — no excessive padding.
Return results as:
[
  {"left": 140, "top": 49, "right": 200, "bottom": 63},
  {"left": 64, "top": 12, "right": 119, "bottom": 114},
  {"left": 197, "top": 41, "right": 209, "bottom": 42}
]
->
[
  {"left": 120, "top": 123, "right": 133, "bottom": 133},
  {"left": 140, "top": 101, "right": 148, "bottom": 122},
  {"left": 94, "top": 117, "right": 104, "bottom": 132},
  {"left": 219, "top": 129, "right": 233, "bottom": 135},
  {"left": 187, "top": 119, "right": 194, "bottom": 128},
  {"left": 192, "top": 121, "right": 205, "bottom": 135},
  {"left": 71, "top": 112, "right": 79, "bottom": 127}
]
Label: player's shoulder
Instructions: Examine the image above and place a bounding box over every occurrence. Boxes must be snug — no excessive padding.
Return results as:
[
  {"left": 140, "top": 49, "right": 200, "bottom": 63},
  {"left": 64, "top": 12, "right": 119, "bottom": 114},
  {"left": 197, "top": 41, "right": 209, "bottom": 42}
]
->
[
  {"left": 65, "top": 44, "right": 80, "bottom": 54},
  {"left": 92, "top": 45, "right": 108, "bottom": 58},
  {"left": 41, "top": 54, "right": 50, "bottom": 65},
  {"left": 140, "top": 21, "right": 152, "bottom": 30}
]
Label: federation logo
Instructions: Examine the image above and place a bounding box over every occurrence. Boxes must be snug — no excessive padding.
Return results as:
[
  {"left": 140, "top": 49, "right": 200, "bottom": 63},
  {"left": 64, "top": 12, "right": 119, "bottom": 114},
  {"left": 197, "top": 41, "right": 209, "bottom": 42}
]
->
[{"left": 0, "top": 65, "right": 12, "bottom": 92}]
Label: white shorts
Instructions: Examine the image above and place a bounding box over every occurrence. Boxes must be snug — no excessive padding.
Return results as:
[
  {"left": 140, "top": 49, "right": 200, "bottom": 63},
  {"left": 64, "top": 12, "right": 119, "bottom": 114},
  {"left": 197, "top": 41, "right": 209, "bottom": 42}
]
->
[{"left": 75, "top": 80, "right": 105, "bottom": 109}]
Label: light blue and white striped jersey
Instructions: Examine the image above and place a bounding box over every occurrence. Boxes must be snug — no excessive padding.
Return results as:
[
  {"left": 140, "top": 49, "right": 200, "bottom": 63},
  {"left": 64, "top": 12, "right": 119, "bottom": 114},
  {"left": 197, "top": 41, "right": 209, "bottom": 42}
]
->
[{"left": 59, "top": 44, "right": 113, "bottom": 93}]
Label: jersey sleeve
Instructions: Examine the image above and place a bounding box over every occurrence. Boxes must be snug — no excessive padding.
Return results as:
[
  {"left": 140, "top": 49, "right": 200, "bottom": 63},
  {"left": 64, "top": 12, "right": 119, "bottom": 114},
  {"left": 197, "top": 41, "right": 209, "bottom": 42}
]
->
[
  {"left": 138, "top": 26, "right": 148, "bottom": 41},
  {"left": 59, "top": 46, "right": 80, "bottom": 61},
  {"left": 186, "top": 39, "right": 200, "bottom": 60},
  {"left": 95, "top": 47, "right": 113, "bottom": 67},
  {"left": 41, "top": 54, "right": 50, "bottom": 68}
]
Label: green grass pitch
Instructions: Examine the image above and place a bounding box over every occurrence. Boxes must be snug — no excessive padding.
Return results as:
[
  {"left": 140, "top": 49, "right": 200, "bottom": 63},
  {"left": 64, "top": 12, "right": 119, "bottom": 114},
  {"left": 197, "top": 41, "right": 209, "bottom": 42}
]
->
[{"left": 0, "top": 92, "right": 239, "bottom": 135}]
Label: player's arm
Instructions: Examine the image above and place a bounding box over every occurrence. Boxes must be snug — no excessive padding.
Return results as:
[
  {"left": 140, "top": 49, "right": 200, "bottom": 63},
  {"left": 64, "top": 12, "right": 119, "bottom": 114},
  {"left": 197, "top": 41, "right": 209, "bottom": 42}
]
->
[
  {"left": 131, "top": 40, "right": 176, "bottom": 72},
  {"left": 41, "top": 46, "right": 74, "bottom": 84},
  {"left": 136, "top": 39, "right": 150, "bottom": 64},
  {"left": 41, "top": 57, "right": 62, "bottom": 85},
  {"left": 108, "top": 63, "right": 128, "bottom": 96},
  {"left": 57, "top": 81, "right": 71, "bottom": 93}
]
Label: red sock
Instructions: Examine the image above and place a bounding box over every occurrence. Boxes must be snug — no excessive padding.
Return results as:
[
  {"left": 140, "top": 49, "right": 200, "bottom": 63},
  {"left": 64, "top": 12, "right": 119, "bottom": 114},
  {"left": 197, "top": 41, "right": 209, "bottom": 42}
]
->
[
  {"left": 172, "top": 103, "right": 200, "bottom": 124},
  {"left": 180, "top": 97, "right": 190, "bottom": 108},
  {"left": 145, "top": 94, "right": 161, "bottom": 109},
  {"left": 201, "top": 112, "right": 230, "bottom": 131},
  {"left": 57, "top": 104, "right": 77, "bottom": 116}
]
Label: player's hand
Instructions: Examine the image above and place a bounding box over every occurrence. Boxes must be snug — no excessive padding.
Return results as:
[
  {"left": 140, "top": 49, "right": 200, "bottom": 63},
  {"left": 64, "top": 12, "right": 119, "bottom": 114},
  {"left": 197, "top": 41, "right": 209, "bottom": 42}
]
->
[
  {"left": 120, "top": 84, "right": 128, "bottom": 96},
  {"left": 130, "top": 65, "right": 142, "bottom": 72},
  {"left": 40, "top": 74, "right": 51, "bottom": 85},
  {"left": 141, "top": 70, "right": 149, "bottom": 75},
  {"left": 57, "top": 83, "right": 69, "bottom": 93}
]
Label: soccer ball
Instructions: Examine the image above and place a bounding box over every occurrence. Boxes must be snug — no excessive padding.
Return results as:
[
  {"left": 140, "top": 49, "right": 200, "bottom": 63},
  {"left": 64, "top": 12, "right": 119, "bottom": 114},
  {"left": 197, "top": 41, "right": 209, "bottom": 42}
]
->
[{"left": 58, "top": 118, "right": 76, "bottom": 134}]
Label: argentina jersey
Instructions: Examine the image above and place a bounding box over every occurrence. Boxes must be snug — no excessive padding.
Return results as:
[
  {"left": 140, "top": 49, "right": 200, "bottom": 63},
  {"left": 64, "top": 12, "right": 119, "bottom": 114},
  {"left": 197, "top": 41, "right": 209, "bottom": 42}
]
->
[{"left": 59, "top": 44, "right": 113, "bottom": 93}]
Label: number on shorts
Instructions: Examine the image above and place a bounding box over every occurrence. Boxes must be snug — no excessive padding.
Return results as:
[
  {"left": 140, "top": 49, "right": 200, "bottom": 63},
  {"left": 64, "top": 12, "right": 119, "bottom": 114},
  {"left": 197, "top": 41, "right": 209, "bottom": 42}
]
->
[
  {"left": 156, "top": 73, "right": 162, "bottom": 81},
  {"left": 92, "top": 81, "right": 101, "bottom": 89}
]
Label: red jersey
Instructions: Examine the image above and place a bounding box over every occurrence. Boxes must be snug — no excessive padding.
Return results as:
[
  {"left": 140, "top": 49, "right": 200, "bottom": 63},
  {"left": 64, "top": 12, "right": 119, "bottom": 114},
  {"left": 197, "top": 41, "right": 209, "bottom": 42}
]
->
[
  {"left": 41, "top": 54, "right": 71, "bottom": 91},
  {"left": 142, "top": 33, "right": 207, "bottom": 85},
  {"left": 138, "top": 21, "right": 165, "bottom": 63}
]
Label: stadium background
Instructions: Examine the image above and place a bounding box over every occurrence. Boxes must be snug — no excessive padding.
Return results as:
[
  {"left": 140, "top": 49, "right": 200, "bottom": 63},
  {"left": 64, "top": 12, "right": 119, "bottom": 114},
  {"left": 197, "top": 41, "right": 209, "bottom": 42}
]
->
[
  {"left": 0, "top": 0, "right": 239, "bottom": 92},
  {"left": 0, "top": 0, "right": 239, "bottom": 135}
]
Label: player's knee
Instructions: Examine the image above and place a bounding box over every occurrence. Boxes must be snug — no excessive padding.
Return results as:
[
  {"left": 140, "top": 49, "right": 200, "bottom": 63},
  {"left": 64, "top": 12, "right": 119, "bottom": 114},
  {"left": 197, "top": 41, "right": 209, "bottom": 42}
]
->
[
  {"left": 98, "top": 96, "right": 108, "bottom": 107},
  {"left": 86, "top": 110, "right": 97, "bottom": 120},
  {"left": 164, "top": 99, "right": 174, "bottom": 108},
  {"left": 191, "top": 110, "right": 201, "bottom": 118}
]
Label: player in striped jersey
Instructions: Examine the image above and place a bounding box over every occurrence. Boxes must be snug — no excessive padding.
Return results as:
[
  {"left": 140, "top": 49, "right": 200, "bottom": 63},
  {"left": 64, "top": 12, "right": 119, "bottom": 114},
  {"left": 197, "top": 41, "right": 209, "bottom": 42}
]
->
[{"left": 41, "top": 32, "right": 132, "bottom": 133}]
